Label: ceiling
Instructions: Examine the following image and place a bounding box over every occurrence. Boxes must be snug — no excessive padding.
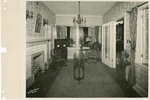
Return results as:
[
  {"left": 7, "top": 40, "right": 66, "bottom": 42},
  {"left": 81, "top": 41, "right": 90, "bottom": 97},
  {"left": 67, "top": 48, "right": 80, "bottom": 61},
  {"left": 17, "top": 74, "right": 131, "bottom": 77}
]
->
[{"left": 43, "top": 1, "right": 116, "bottom": 16}]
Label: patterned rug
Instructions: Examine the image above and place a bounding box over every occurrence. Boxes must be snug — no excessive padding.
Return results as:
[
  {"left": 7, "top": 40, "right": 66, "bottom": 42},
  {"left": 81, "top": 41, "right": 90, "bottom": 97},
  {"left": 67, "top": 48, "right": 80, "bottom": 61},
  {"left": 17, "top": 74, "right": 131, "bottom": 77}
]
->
[{"left": 46, "top": 60, "right": 126, "bottom": 97}]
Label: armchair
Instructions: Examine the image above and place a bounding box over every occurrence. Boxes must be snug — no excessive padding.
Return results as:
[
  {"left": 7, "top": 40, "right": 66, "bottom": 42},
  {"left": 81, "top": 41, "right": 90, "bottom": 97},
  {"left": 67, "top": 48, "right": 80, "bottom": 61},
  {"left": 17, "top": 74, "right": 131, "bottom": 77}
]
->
[{"left": 51, "top": 49, "right": 65, "bottom": 69}]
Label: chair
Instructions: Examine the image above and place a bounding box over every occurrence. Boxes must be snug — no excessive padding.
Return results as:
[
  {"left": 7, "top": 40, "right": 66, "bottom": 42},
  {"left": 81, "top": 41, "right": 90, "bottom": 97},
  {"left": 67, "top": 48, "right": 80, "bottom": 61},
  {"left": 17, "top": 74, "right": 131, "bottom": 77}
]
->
[
  {"left": 51, "top": 49, "right": 65, "bottom": 69},
  {"left": 85, "top": 49, "right": 99, "bottom": 64},
  {"left": 73, "top": 51, "right": 85, "bottom": 84}
]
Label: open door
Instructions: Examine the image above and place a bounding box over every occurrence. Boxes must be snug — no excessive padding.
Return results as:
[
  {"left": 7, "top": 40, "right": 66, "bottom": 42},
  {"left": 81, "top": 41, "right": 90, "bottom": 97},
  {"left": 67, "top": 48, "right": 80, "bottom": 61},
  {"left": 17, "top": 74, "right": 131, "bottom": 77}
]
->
[{"left": 102, "top": 21, "right": 116, "bottom": 68}]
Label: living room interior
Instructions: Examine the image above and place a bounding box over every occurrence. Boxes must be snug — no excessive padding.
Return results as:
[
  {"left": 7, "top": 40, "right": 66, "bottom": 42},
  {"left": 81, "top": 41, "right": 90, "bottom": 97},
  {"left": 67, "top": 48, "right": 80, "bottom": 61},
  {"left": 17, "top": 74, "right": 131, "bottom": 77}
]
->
[{"left": 26, "top": 1, "right": 149, "bottom": 97}]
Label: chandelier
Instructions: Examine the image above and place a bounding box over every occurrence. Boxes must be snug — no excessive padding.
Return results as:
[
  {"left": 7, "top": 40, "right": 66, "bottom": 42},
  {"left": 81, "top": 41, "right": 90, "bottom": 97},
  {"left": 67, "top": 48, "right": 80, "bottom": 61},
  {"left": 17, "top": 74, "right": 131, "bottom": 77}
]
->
[{"left": 73, "top": 1, "right": 86, "bottom": 25}]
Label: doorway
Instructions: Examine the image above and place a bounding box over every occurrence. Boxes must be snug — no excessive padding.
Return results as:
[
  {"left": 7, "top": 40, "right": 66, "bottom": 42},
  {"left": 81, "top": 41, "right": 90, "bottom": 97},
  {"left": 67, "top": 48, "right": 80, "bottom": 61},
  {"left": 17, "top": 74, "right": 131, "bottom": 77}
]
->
[
  {"left": 116, "top": 18, "right": 124, "bottom": 65},
  {"left": 116, "top": 18, "right": 125, "bottom": 81},
  {"left": 102, "top": 21, "right": 116, "bottom": 68}
]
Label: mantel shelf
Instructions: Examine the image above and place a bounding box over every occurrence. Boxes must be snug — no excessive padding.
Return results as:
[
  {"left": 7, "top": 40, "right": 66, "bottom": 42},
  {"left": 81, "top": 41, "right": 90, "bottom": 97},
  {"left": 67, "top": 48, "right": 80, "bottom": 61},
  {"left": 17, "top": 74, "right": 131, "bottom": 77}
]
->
[{"left": 26, "top": 38, "right": 51, "bottom": 43}]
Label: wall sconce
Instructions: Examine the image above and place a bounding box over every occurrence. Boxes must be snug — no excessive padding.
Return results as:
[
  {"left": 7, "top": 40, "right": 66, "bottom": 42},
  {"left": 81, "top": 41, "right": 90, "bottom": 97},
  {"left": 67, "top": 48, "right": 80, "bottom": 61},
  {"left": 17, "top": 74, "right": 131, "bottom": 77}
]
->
[
  {"left": 43, "top": 19, "right": 48, "bottom": 26},
  {"left": 26, "top": 9, "right": 33, "bottom": 19}
]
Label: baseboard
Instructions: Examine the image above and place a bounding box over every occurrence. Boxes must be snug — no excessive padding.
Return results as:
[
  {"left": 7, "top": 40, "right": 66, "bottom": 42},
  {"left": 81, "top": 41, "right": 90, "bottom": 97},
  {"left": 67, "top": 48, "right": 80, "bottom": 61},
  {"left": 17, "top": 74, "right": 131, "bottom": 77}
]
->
[{"left": 133, "top": 84, "right": 148, "bottom": 97}]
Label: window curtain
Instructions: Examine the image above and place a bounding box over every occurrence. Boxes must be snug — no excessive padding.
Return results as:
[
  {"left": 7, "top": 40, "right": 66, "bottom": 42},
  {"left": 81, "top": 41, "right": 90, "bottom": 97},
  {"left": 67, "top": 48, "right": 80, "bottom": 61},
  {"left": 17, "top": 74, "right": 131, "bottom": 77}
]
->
[
  {"left": 95, "top": 26, "right": 99, "bottom": 42},
  {"left": 52, "top": 26, "right": 57, "bottom": 49},
  {"left": 128, "top": 7, "right": 138, "bottom": 86},
  {"left": 88, "top": 27, "right": 95, "bottom": 44},
  {"left": 56, "top": 26, "right": 61, "bottom": 39},
  {"left": 99, "top": 26, "right": 102, "bottom": 44},
  {"left": 124, "top": 12, "right": 130, "bottom": 82},
  {"left": 47, "top": 25, "right": 51, "bottom": 38},
  {"left": 83, "top": 27, "right": 88, "bottom": 46},
  {"left": 67, "top": 27, "right": 70, "bottom": 40},
  {"left": 60, "top": 27, "right": 67, "bottom": 39},
  {"left": 79, "top": 28, "right": 84, "bottom": 46},
  {"left": 70, "top": 27, "right": 76, "bottom": 46}
]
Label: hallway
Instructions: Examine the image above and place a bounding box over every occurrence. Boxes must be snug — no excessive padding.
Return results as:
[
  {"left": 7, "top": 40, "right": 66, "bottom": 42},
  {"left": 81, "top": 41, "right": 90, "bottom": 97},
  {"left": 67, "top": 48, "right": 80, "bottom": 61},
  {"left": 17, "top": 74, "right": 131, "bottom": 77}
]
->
[{"left": 46, "top": 60, "right": 126, "bottom": 97}]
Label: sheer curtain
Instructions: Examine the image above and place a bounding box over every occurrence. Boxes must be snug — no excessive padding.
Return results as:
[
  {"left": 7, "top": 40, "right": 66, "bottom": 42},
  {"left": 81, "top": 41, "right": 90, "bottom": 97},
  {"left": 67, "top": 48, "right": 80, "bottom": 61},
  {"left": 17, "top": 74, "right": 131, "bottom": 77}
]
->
[
  {"left": 79, "top": 27, "right": 84, "bottom": 46},
  {"left": 70, "top": 27, "right": 76, "bottom": 46},
  {"left": 53, "top": 27, "right": 57, "bottom": 39},
  {"left": 99, "top": 26, "right": 102, "bottom": 44},
  {"left": 47, "top": 25, "right": 51, "bottom": 38},
  {"left": 60, "top": 27, "right": 67, "bottom": 39},
  {"left": 52, "top": 26, "right": 57, "bottom": 49},
  {"left": 56, "top": 26, "right": 61, "bottom": 39},
  {"left": 88, "top": 27, "right": 95, "bottom": 44}
]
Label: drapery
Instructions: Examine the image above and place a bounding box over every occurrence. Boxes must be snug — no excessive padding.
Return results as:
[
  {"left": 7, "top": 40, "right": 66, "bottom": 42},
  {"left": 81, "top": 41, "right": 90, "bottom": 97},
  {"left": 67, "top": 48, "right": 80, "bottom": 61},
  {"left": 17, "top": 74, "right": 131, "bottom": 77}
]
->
[
  {"left": 83, "top": 27, "right": 88, "bottom": 46},
  {"left": 128, "top": 7, "right": 138, "bottom": 86},
  {"left": 52, "top": 27, "right": 57, "bottom": 49},
  {"left": 67, "top": 27, "right": 70, "bottom": 40},
  {"left": 95, "top": 26, "right": 99, "bottom": 42},
  {"left": 56, "top": 26, "right": 61, "bottom": 39},
  {"left": 70, "top": 27, "right": 76, "bottom": 46},
  {"left": 124, "top": 12, "right": 130, "bottom": 82}
]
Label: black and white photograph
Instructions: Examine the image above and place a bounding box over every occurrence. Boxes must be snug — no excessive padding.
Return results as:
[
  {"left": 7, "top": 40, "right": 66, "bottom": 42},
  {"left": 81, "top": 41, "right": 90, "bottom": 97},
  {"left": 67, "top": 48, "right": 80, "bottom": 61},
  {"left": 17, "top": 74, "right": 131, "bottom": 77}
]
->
[{"left": 26, "top": 1, "right": 149, "bottom": 98}]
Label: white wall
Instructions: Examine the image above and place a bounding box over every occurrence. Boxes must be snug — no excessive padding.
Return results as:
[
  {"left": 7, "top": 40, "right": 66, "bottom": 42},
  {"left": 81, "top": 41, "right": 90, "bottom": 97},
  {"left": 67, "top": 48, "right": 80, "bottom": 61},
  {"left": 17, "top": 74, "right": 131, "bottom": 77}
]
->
[
  {"left": 56, "top": 15, "right": 102, "bottom": 26},
  {"left": 68, "top": 47, "right": 80, "bottom": 59}
]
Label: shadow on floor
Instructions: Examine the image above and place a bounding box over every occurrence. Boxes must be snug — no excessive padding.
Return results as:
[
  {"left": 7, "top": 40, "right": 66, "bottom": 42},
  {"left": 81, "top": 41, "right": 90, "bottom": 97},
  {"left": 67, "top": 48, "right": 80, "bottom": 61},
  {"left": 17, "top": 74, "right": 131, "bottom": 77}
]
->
[
  {"left": 101, "top": 62, "right": 141, "bottom": 97},
  {"left": 26, "top": 63, "right": 63, "bottom": 97}
]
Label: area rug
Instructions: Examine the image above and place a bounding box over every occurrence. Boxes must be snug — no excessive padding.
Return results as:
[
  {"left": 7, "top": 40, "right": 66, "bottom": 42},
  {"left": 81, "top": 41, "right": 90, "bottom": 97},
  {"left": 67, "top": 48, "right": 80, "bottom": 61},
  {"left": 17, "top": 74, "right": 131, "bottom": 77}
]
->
[{"left": 46, "top": 60, "right": 126, "bottom": 97}]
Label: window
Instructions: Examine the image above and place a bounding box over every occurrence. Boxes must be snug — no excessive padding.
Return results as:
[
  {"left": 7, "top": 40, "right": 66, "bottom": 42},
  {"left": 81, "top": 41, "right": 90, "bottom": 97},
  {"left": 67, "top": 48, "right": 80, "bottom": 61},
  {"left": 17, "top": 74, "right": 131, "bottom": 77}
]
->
[
  {"left": 79, "top": 27, "right": 96, "bottom": 47},
  {"left": 59, "top": 26, "right": 76, "bottom": 47},
  {"left": 58, "top": 26, "right": 101, "bottom": 47}
]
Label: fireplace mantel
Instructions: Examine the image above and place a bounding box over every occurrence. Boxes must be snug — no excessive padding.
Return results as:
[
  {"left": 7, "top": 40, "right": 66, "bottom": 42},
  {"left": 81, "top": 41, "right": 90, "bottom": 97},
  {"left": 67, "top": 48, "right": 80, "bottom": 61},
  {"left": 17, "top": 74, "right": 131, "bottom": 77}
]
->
[{"left": 26, "top": 38, "right": 50, "bottom": 43}]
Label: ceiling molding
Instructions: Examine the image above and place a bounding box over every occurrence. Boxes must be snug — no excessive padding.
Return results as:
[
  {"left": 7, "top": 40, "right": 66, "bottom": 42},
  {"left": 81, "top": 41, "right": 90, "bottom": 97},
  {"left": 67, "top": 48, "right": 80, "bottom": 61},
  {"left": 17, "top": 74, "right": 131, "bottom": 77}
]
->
[
  {"left": 43, "top": 1, "right": 115, "bottom": 16},
  {"left": 56, "top": 14, "right": 75, "bottom": 17},
  {"left": 56, "top": 14, "right": 102, "bottom": 17}
]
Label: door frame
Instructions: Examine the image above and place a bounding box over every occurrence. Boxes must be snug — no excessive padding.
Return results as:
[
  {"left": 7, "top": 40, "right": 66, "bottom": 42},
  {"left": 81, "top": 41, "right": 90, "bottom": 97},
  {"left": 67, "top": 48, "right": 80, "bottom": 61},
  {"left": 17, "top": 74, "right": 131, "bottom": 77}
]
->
[{"left": 102, "top": 21, "right": 116, "bottom": 68}]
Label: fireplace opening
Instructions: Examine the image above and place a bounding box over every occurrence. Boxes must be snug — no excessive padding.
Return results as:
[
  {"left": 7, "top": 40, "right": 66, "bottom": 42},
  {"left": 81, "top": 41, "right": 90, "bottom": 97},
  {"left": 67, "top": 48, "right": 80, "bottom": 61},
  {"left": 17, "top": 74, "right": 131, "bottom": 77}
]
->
[{"left": 31, "top": 51, "right": 44, "bottom": 81}]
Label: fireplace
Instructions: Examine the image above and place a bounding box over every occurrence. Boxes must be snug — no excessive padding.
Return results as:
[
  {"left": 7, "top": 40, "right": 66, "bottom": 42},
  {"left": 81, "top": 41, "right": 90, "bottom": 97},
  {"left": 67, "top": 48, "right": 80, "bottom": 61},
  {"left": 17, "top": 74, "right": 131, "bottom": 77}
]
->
[
  {"left": 26, "top": 44, "right": 48, "bottom": 88},
  {"left": 31, "top": 51, "right": 45, "bottom": 80}
]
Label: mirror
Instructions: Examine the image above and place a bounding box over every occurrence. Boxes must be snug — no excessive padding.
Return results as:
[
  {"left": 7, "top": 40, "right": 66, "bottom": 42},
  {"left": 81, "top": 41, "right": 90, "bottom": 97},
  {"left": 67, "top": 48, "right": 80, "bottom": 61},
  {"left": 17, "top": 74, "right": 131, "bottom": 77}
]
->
[{"left": 35, "top": 13, "right": 42, "bottom": 33}]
